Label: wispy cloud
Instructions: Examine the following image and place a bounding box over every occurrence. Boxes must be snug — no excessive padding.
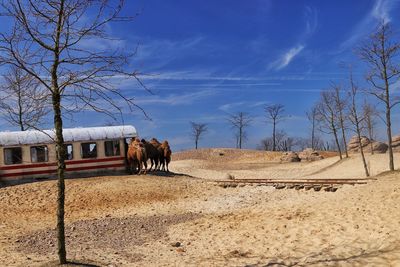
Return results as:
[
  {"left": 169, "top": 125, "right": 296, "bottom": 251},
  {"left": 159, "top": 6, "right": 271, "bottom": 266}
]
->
[
  {"left": 304, "top": 5, "right": 318, "bottom": 36},
  {"left": 78, "top": 37, "right": 126, "bottom": 51},
  {"left": 135, "top": 89, "right": 215, "bottom": 106},
  {"left": 371, "top": 0, "right": 397, "bottom": 23},
  {"left": 218, "top": 102, "right": 246, "bottom": 112},
  {"left": 267, "top": 5, "right": 316, "bottom": 71},
  {"left": 339, "top": 0, "right": 399, "bottom": 52},
  {"left": 218, "top": 101, "right": 268, "bottom": 112},
  {"left": 134, "top": 36, "right": 206, "bottom": 70},
  {"left": 269, "top": 45, "right": 305, "bottom": 70},
  {"left": 141, "top": 71, "right": 266, "bottom": 81}
]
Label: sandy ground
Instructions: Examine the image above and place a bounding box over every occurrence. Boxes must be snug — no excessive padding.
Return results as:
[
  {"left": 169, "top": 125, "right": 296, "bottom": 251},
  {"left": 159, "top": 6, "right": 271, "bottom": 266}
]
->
[{"left": 0, "top": 148, "right": 399, "bottom": 266}]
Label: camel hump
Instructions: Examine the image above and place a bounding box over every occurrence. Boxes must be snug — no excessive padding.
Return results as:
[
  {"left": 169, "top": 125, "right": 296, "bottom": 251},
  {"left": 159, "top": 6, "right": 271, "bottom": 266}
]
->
[{"left": 131, "top": 137, "right": 140, "bottom": 144}]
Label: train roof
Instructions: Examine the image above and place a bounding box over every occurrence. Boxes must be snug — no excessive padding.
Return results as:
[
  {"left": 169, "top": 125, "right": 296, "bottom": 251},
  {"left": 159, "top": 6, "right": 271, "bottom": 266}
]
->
[{"left": 0, "top": 125, "right": 137, "bottom": 146}]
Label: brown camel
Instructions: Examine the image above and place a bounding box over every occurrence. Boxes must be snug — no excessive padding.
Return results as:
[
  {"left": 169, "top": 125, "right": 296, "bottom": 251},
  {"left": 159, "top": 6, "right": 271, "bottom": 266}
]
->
[
  {"left": 150, "top": 138, "right": 163, "bottom": 171},
  {"left": 160, "top": 140, "right": 172, "bottom": 172},
  {"left": 127, "top": 138, "right": 147, "bottom": 175},
  {"left": 141, "top": 139, "right": 160, "bottom": 171}
]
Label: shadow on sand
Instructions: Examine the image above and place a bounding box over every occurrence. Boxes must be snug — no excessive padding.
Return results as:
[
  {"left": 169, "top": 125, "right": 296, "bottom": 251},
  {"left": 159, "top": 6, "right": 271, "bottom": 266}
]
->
[{"left": 40, "top": 260, "right": 100, "bottom": 267}]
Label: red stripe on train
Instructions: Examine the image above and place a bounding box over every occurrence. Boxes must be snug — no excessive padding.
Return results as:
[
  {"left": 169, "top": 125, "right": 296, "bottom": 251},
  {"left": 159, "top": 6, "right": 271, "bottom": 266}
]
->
[
  {"left": 0, "top": 163, "right": 126, "bottom": 178},
  {"left": 0, "top": 156, "right": 125, "bottom": 170}
]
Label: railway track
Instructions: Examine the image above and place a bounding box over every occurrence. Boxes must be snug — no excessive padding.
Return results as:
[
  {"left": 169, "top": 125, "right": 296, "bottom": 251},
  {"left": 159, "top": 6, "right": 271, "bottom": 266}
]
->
[{"left": 214, "top": 178, "right": 374, "bottom": 191}]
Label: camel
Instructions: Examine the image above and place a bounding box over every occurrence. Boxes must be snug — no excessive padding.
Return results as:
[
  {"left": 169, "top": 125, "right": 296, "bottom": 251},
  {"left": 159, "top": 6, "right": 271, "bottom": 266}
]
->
[
  {"left": 150, "top": 138, "right": 163, "bottom": 171},
  {"left": 160, "top": 140, "right": 172, "bottom": 172},
  {"left": 141, "top": 139, "right": 160, "bottom": 171},
  {"left": 127, "top": 138, "right": 147, "bottom": 175}
]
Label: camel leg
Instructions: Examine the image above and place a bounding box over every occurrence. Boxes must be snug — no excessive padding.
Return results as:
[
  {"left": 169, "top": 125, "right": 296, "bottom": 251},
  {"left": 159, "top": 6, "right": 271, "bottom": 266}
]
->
[
  {"left": 149, "top": 158, "right": 154, "bottom": 172},
  {"left": 137, "top": 160, "right": 142, "bottom": 175},
  {"left": 128, "top": 159, "right": 133, "bottom": 174},
  {"left": 154, "top": 158, "right": 158, "bottom": 171},
  {"left": 156, "top": 158, "right": 160, "bottom": 171},
  {"left": 132, "top": 159, "right": 138, "bottom": 174},
  {"left": 143, "top": 160, "right": 148, "bottom": 175},
  {"left": 128, "top": 158, "right": 136, "bottom": 175}
]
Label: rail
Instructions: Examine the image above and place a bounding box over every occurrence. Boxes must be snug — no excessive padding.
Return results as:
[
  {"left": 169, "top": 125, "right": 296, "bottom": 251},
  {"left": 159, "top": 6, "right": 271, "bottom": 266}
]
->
[{"left": 214, "top": 178, "right": 373, "bottom": 191}]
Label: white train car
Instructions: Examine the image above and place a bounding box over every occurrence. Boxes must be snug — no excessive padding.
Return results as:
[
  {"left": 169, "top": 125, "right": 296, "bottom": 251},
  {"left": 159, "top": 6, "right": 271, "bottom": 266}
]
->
[{"left": 0, "top": 125, "right": 137, "bottom": 185}]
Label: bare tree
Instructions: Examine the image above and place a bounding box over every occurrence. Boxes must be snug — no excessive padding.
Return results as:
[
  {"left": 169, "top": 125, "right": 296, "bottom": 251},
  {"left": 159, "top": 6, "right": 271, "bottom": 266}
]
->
[
  {"left": 260, "top": 137, "right": 273, "bottom": 151},
  {"left": 0, "top": 66, "right": 48, "bottom": 130},
  {"left": 315, "top": 90, "right": 343, "bottom": 159},
  {"left": 306, "top": 105, "right": 318, "bottom": 150},
  {"left": 260, "top": 130, "right": 300, "bottom": 151},
  {"left": 190, "top": 122, "right": 208, "bottom": 149},
  {"left": 362, "top": 101, "right": 378, "bottom": 155},
  {"left": 347, "top": 70, "right": 369, "bottom": 177},
  {"left": 265, "top": 104, "right": 285, "bottom": 151},
  {"left": 332, "top": 83, "right": 349, "bottom": 158},
  {"left": 358, "top": 22, "right": 400, "bottom": 171},
  {"left": 0, "top": 1, "right": 147, "bottom": 263},
  {"left": 227, "top": 112, "right": 252, "bottom": 149}
]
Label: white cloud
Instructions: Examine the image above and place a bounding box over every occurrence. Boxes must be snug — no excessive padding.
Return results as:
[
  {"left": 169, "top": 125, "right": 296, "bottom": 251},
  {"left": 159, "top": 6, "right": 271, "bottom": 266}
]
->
[
  {"left": 304, "top": 6, "right": 318, "bottom": 36},
  {"left": 141, "top": 71, "right": 264, "bottom": 81},
  {"left": 218, "top": 101, "right": 269, "bottom": 112},
  {"left": 218, "top": 102, "right": 246, "bottom": 112},
  {"left": 339, "top": 0, "right": 399, "bottom": 52},
  {"left": 371, "top": 0, "right": 396, "bottom": 23},
  {"left": 135, "top": 89, "right": 215, "bottom": 106},
  {"left": 78, "top": 37, "right": 126, "bottom": 51},
  {"left": 134, "top": 36, "right": 205, "bottom": 69},
  {"left": 269, "top": 45, "right": 305, "bottom": 70}
]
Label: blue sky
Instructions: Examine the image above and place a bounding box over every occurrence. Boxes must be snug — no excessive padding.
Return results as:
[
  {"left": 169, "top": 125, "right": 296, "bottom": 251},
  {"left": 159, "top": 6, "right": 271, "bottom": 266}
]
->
[{"left": 1, "top": 0, "right": 400, "bottom": 151}]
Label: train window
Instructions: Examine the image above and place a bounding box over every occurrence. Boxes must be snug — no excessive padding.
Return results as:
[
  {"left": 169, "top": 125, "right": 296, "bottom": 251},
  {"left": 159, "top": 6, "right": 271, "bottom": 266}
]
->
[
  {"left": 81, "top": 142, "right": 97, "bottom": 158},
  {"left": 64, "top": 144, "right": 73, "bottom": 160},
  {"left": 105, "top": 140, "right": 120, "bottom": 156},
  {"left": 4, "top": 147, "right": 23, "bottom": 165},
  {"left": 31, "top": 146, "right": 49, "bottom": 163}
]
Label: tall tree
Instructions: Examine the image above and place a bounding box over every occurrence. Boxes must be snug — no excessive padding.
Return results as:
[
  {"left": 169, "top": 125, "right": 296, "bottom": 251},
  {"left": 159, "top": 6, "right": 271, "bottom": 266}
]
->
[
  {"left": 347, "top": 70, "right": 369, "bottom": 177},
  {"left": 265, "top": 104, "right": 285, "bottom": 151},
  {"left": 332, "top": 83, "right": 349, "bottom": 158},
  {"left": 0, "top": 1, "right": 146, "bottom": 263},
  {"left": 190, "top": 122, "right": 208, "bottom": 149},
  {"left": 228, "top": 112, "right": 252, "bottom": 149},
  {"left": 306, "top": 105, "right": 318, "bottom": 150},
  {"left": 359, "top": 22, "right": 400, "bottom": 171},
  {"left": 362, "top": 101, "right": 378, "bottom": 155},
  {"left": 0, "top": 66, "right": 48, "bottom": 130},
  {"left": 316, "top": 90, "right": 343, "bottom": 159}
]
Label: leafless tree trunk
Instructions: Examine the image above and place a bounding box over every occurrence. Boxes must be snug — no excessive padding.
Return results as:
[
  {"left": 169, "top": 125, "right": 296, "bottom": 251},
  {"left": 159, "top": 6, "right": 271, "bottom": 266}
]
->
[
  {"left": 0, "top": 1, "right": 147, "bottom": 263},
  {"left": 332, "top": 84, "right": 349, "bottom": 158},
  {"left": 347, "top": 70, "right": 369, "bottom": 177},
  {"left": 228, "top": 112, "right": 252, "bottom": 149},
  {"left": 362, "top": 101, "right": 378, "bottom": 155},
  {"left": 190, "top": 122, "right": 208, "bottom": 149},
  {"left": 306, "top": 105, "right": 318, "bottom": 150},
  {"left": 265, "top": 104, "right": 285, "bottom": 151},
  {"left": 0, "top": 67, "right": 48, "bottom": 131},
  {"left": 358, "top": 22, "right": 400, "bottom": 171},
  {"left": 316, "top": 91, "right": 343, "bottom": 159}
]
